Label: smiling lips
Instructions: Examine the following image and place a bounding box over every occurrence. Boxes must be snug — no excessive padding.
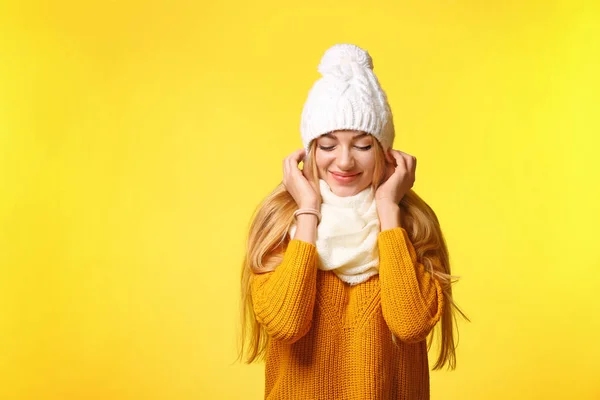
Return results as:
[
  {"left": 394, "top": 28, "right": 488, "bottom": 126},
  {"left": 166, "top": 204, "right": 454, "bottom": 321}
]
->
[
  {"left": 331, "top": 171, "right": 358, "bottom": 177},
  {"left": 330, "top": 171, "right": 361, "bottom": 183}
]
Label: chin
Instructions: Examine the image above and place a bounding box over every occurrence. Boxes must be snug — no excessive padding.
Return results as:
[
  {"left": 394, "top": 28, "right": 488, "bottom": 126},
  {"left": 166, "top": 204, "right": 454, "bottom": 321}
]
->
[
  {"left": 326, "top": 179, "right": 370, "bottom": 197},
  {"left": 333, "top": 188, "right": 359, "bottom": 197}
]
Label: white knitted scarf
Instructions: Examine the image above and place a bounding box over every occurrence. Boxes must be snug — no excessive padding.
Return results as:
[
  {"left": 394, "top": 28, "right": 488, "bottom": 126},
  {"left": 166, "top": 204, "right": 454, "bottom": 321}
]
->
[{"left": 288, "top": 179, "right": 381, "bottom": 286}]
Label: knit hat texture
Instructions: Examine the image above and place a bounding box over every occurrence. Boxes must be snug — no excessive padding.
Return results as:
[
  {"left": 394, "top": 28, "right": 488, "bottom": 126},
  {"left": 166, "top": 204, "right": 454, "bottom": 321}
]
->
[{"left": 300, "top": 43, "right": 395, "bottom": 153}]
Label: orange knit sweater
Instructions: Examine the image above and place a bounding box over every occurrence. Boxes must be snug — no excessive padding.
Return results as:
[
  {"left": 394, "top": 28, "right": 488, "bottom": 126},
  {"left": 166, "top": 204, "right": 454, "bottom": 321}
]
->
[{"left": 251, "top": 227, "right": 444, "bottom": 400}]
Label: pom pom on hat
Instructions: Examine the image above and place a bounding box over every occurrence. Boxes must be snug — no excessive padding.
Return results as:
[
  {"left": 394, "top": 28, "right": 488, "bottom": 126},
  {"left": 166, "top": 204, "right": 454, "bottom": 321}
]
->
[
  {"left": 317, "top": 43, "right": 374, "bottom": 75},
  {"left": 300, "top": 43, "right": 395, "bottom": 153}
]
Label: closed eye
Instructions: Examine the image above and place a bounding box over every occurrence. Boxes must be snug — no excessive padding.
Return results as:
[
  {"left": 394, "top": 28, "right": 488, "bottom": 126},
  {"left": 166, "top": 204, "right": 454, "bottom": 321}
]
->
[{"left": 318, "top": 145, "right": 372, "bottom": 151}]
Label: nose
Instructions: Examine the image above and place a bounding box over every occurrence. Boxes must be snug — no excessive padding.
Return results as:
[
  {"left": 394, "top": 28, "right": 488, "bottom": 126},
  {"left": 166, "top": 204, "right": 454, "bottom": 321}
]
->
[{"left": 336, "top": 147, "right": 355, "bottom": 170}]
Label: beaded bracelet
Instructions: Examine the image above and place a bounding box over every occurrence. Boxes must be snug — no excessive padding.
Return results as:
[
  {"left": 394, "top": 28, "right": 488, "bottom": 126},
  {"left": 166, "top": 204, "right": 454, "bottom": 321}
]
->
[{"left": 293, "top": 208, "right": 322, "bottom": 223}]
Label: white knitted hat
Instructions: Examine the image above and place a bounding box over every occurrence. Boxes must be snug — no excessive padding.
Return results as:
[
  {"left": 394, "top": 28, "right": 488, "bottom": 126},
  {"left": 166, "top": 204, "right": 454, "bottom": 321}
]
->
[{"left": 300, "top": 43, "right": 395, "bottom": 153}]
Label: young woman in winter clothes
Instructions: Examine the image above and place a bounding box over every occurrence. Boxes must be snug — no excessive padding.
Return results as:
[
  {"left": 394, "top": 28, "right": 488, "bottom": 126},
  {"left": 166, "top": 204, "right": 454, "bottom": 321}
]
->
[{"left": 238, "top": 43, "right": 467, "bottom": 400}]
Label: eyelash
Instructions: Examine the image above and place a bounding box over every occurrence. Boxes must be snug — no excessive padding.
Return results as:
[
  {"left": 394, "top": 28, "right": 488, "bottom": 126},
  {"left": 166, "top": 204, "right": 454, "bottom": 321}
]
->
[{"left": 319, "top": 145, "right": 372, "bottom": 151}]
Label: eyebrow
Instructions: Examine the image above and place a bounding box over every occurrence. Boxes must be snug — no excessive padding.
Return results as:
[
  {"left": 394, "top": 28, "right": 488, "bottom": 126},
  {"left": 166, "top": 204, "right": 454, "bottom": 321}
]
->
[{"left": 321, "top": 132, "right": 369, "bottom": 140}]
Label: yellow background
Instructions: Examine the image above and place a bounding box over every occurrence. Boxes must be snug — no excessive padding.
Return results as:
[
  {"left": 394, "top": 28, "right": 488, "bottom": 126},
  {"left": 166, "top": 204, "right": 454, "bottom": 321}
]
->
[{"left": 1, "top": 1, "right": 599, "bottom": 399}]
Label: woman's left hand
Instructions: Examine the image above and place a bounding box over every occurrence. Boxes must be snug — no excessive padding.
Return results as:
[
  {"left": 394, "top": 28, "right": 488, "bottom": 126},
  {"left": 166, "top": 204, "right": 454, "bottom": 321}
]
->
[{"left": 375, "top": 149, "right": 416, "bottom": 205}]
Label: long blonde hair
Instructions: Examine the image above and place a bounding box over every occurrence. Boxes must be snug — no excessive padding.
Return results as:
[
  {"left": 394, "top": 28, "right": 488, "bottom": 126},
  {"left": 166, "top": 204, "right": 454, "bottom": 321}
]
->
[{"left": 236, "top": 137, "right": 469, "bottom": 370}]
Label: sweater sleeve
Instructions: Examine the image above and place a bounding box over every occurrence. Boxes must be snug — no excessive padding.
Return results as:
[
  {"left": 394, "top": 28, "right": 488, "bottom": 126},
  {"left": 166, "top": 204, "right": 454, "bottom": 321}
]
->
[
  {"left": 378, "top": 227, "right": 444, "bottom": 343},
  {"left": 250, "top": 239, "right": 318, "bottom": 344}
]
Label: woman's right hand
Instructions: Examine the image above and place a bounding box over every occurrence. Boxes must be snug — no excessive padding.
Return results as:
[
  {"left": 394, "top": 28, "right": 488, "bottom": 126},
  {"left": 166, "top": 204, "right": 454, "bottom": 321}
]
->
[{"left": 283, "top": 149, "right": 320, "bottom": 209}]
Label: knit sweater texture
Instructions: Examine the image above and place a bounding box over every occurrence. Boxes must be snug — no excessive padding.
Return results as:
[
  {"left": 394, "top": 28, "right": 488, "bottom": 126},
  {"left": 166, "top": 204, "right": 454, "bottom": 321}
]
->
[{"left": 251, "top": 227, "right": 444, "bottom": 400}]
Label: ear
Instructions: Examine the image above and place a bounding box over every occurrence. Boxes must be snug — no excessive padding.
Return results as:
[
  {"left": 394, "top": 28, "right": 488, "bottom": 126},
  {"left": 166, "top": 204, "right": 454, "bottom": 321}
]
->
[
  {"left": 381, "top": 159, "right": 395, "bottom": 183},
  {"left": 385, "top": 148, "right": 397, "bottom": 167}
]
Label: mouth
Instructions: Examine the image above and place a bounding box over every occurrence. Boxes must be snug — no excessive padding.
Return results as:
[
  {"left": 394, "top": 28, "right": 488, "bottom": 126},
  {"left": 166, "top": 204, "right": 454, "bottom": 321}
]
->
[{"left": 330, "top": 171, "right": 361, "bottom": 183}]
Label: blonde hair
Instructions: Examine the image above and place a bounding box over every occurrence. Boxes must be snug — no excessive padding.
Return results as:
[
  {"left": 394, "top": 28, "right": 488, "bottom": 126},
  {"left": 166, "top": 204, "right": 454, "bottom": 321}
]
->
[{"left": 236, "top": 136, "right": 469, "bottom": 370}]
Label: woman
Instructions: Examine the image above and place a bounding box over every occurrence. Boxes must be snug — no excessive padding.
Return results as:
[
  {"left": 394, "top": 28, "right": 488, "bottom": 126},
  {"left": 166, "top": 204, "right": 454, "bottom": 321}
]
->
[{"left": 238, "top": 43, "right": 467, "bottom": 399}]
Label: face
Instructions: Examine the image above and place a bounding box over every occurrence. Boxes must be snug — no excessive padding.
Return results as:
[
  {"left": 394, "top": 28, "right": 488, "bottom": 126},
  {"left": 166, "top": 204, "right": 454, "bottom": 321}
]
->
[{"left": 314, "top": 130, "right": 376, "bottom": 197}]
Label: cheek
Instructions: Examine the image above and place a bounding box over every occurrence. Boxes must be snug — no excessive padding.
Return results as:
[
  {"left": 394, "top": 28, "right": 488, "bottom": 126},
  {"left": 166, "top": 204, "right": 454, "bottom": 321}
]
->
[
  {"left": 357, "top": 153, "right": 376, "bottom": 169},
  {"left": 315, "top": 152, "right": 333, "bottom": 170},
  {"left": 358, "top": 157, "right": 376, "bottom": 180}
]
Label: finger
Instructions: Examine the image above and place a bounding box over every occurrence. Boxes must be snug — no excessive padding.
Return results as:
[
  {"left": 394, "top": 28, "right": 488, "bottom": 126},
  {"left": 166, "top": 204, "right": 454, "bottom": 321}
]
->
[
  {"left": 400, "top": 153, "right": 414, "bottom": 174},
  {"left": 389, "top": 150, "right": 407, "bottom": 172},
  {"left": 400, "top": 154, "right": 416, "bottom": 185},
  {"left": 289, "top": 149, "right": 306, "bottom": 174},
  {"left": 292, "top": 148, "right": 306, "bottom": 164},
  {"left": 398, "top": 151, "right": 416, "bottom": 179},
  {"left": 285, "top": 152, "right": 298, "bottom": 173},
  {"left": 407, "top": 155, "right": 416, "bottom": 179},
  {"left": 288, "top": 157, "right": 304, "bottom": 180},
  {"left": 396, "top": 150, "right": 416, "bottom": 164},
  {"left": 284, "top": 154, "right": 293, "bottom": 177},
  {"left": 284, "top": 154, "right": 298, "bottom": 183},
  {"left": 394, "top": 150, "right": 412, "bottom": 167}
]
